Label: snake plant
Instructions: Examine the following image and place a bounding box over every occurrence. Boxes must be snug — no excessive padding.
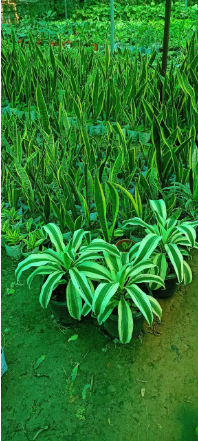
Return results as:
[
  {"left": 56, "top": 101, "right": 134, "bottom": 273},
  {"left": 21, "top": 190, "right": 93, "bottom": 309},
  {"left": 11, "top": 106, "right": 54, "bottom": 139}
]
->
[
  {"left": 78, "top": 234, "right": 164, "bottom": 343},
  {"left": 123, "top": 199, "right": 198, "bottom": 288},
  {"left": 15, "top": 223, "right": 103, "bottom": 320}
]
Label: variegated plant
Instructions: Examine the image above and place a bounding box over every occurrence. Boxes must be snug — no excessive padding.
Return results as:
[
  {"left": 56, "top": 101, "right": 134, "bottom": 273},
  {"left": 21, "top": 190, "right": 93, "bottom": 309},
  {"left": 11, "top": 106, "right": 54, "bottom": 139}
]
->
[
  {"left": 79, "top": 234, "right": 164, "bottom": 344},
  {"left": 123, "top": 199, "right": 198, "bottom": 289},
  {"left": 15, "top": 223, "right": 103, "bottom": 320}
]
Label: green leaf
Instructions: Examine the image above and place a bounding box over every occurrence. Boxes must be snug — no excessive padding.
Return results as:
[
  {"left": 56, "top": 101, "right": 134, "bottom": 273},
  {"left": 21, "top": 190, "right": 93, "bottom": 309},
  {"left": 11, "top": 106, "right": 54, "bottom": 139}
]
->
[
  {"left": 107, "top": 182, "right": 119, "bottom": 243},
  {"left": 69, "top": 268, "right": 93, "bottom": 306},
  {"left": 118, "top": 296, "right": 133, "bottom": 344},
  {"left": 83, "top": 239, "right": 120, "bottom": 258},
  {"left": 66, "top": 280, "right": 82, "bottom": 320},
  {"left": 39, "top": 272, "right": 64, "bottom": 308},
  {"left": 36, "top": 83, "right": 50, "bottom": 134},
  {"left": 15, "top": 253, "right": 61, "bottom": 281},
  {"left": 165, "top": 243, "right": 183, "bottom": 283},
  {"left": 27, "top": 265, "right": 62, "bottom": 288},
  {"left": 126, "top": 285, "right": 153, "bottom": 325},
  {"left": 34, "top": 355, "right": 46, "bottom": 370},
  {"left": 176, "top": 225, "right": 196, "bottom": 248},
  {"left": 44, "top": 223, "right": 65, "bottom": 253},
  {"left": 77, "top": 261, "right": 112, "bottom": 281},
  {"left": 82, "top": 383, "right": 91, "bottom": 399},
  {"left": 147, "top": 296, "right": 162, "bottom": 320},
  {"left": 93, "top": 282, "right": 119, "bottom": 316},
  {"left": 149, "top": 199, "right": 167, "bottom": 226},
  {"left": 183, "top": 260, "right": 192, "bottom": 286},
  {"left": 71, "top": 363, "right": 79, "bottom": 381},
  {"left": 134, "top": 234, "right": 162, "bottom": 265},
  {"left": 123, "top": 217, "right": 156, "bottom": 234},
  {"left": 95, "top": 176, "right": 110, "bottom": 242},
  {"left": 68, "top": 334, "right": 78, "bottom": 342}
]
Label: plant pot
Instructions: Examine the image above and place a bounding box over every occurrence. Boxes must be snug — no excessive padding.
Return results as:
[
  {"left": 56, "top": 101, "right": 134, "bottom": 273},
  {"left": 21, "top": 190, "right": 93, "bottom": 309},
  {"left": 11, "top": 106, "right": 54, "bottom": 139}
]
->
[
  {"left": 103, "top": 312, "right": 144, "bottom": 339},
  {"left": 91, "top": 43, "right": 98, "bottom": 51},
  {"left": 196, "top": 228, "right": 198, "bottom": 243},
  {"left": 49, "top": 299, "right": 78, "bottom": 325},
  {"left": 115, "top": 239, "right": 134, "bottom": 252},
  {"left": 22, "top": 246, "right": 39, "bottom": 258},
  {"left": 1, "top": 347, "right": 8, "bottom": 377},
  {"left": 153, "top": 277, "right": 178, "bottom": 299},
  {"left": 5, "top": 243, "right": 23, "bottom": 259}
]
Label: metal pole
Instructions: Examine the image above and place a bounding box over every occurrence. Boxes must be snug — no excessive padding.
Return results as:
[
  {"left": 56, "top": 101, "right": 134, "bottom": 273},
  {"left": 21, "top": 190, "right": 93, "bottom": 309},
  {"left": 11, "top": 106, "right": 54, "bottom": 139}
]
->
[
  {"left": 110, "top": 0, "right": 114, "bottom": 56},
  {"left": 64, "top": 0, "right": 67, "bottom": 20}
]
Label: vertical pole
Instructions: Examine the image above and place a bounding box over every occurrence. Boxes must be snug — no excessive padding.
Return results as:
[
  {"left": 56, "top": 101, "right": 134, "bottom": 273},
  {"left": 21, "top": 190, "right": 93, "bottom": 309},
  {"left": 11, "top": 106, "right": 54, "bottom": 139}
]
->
[
  {"left": 185, "top": 0, "right": 187, "bottom": 11},
  {"left": 64, "top": 0, "right": 67, "bottom": 20},
  {"left": 110, "top": 0, "right": 114, "bottom": 56}
]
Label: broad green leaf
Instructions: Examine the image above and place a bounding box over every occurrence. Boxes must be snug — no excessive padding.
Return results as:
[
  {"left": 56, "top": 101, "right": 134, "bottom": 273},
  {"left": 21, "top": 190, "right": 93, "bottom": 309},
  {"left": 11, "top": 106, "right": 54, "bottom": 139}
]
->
[
  {"left": 27, "top": 265, "right": 62, "bottom": 288},
  {"left": 123, "top": 217, "right": 156, "bottom": 234},
  {"left": 118, "top": 296, "right": 133, "bottom": 344},
  {"left": 95, "top": 176, "right": 110, "bottom": 242},
  {"left": 183, "top": 260, "right": 192, "bottom": 285},
  {"left": 147, "top": 296, "right": 162, "bottom": 320},
  {"left": 176, "top": 225, "right": 196, "bottom": 247},
  {"left": 77, "top": 261, "right": 112, "bottom": 282},
  {"left": 39, "top": 271, "right": 64, "bottom": 308},
  {"left": 34, "top": 355, "right": 46, "bottom": 370},
  {"left": 149, "top": 199, "right": 167, "bottom": 226},
  {"left": 165, "top": 243, "right": 183, "bottom": 283},
  {"left": 126, "top": 285, "right": 153, "bottom": 325},
  {"left": 134, "top": 234, "right": 162, "bottom": 265},
  {"left": 83, "top": 239, "right": 120, "bottom": 258},
  {"left": 44, "top": 223, "right": 65, "bottom": 253},
  {"left": 66, "top": 280, "right": 82, "bottom": 320},
  {"left": 69, "top": 268, "right": 93, "bottom": 306},
  {"left": 93, "top": 282, "right": 119, "bottom": 316},
  {"left": 15, "top": 253, "right": 61, "bottom": 281}
]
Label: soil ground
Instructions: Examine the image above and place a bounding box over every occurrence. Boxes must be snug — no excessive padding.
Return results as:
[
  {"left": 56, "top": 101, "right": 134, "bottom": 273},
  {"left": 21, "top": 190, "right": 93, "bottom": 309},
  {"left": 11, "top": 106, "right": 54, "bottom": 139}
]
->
[{"left": 1, "top": 248, "right": 198, "bottom": 441}]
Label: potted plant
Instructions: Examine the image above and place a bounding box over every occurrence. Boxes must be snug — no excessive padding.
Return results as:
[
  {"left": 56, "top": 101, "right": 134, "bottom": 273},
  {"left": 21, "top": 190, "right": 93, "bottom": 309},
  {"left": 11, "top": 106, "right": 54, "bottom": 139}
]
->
[
  {"left": 115, "top": 238, "right": 134, "bottom": 253},
  {"left": 3, "top": 228, "right": 24, "bottom": 259},
  {"left": 15, "top": 223, "right": 102, "bottom": 325},
  {"left": 123, "top": 199, "right": 198, "bottom": 298},
  {"left": 22, "top": 229, "right": 46, "bottom": 257},
  {"left": 78, "top": 235, "right": 164, "bottom": 343}
]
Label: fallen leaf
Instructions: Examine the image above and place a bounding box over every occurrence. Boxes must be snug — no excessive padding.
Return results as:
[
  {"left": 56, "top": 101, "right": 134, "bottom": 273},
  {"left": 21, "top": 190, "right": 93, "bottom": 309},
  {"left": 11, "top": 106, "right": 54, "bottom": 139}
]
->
[
  {"left": 68, "top": 334, "right": 78, "bottom": 342},
  {"left": 33, "top": 426, "right": 48, "bottom": 440},
  {"left": 34, "top": 355, "right": 46, "bottom": 370},
  {"left": 141, "top": 388, "right": 145, "bottom": 397},
  {"left": 71, "top": 363, "right": 80, "bottom": 381}
]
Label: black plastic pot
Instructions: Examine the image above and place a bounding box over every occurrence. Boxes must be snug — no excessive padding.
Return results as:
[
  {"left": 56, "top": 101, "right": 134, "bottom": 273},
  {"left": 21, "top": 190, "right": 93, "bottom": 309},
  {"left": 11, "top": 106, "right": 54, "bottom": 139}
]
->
[
  {"left": 102, "top": 312, "right": 144, "bottom": 339},
  {"left": 153, "top": 278, "right": 178, "bottom": 299},
  {"left": 196, "top": 228, "right": 198, "bottom": 243},
  {"left": 49, "top": 299, "right": 78, "bottom": 325}
]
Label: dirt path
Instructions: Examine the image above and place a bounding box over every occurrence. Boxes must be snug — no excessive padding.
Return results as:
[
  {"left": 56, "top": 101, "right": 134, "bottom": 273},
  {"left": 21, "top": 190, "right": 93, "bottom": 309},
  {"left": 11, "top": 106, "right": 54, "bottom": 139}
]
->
[{"left": 1, "top": 248, "right": 198, "bottom": 441}]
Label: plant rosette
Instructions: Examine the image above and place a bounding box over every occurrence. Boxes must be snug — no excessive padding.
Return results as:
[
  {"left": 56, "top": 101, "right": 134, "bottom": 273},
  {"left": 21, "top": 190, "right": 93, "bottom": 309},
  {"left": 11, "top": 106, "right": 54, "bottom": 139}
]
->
[
  {"left": 15, "top": 224, "right": 103, "bottom": 322},
  {"left": 3, "top": 228, "right": 24, "bottom": 259},
  {"left": 78, "top": 236, "right": 164, "bottom": 344},
  {"left": 123, "top": 199, "right": 198, "bottom": 294}
]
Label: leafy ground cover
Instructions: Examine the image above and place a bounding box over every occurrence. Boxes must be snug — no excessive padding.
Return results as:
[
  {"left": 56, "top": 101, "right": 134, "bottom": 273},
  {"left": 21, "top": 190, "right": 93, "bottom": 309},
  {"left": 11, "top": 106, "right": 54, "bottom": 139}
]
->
[{"left": 1, "top": 248, "right": 198, "bottom": 441}]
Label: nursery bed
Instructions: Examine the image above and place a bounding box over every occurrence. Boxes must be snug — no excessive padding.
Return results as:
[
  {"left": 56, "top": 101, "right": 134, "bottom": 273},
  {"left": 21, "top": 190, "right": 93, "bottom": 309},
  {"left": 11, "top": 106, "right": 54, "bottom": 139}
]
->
[{"left": 1, "top": 248, "right": 198, "bottom": 441}]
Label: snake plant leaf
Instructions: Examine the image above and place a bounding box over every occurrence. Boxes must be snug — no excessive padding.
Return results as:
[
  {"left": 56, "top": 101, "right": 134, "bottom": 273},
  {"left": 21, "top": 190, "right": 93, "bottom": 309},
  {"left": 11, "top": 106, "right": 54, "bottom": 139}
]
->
[
  {"left": 69, "top": 268, "right": 93, "bottom": 306},
  {"left": 66, "top": 280, "right": 82, "bottom": 320},
  {"left": 126, "top": 285, "right": 153, "bottom": 326},
  {"left": 39, "top": 271, "right": 64, "bottom": 308},
  {"left": 183, "top": 260, "right": 192, "bottom": 285},
  {"left": 44, "top": 223, "right": 65, "bottom": 253},
  {"left": 77, "top": 261, "right": 112, "bottom": 282},
  {"left": 93, "top": 70, "right": 99, "bottom": 120},
  {"left": 36, "top": 82, "right": 50, "bottom": 134},
  {"left": 134, "top": 234, "right": 162, "bottom": 265},
  {"left": 27, "top": 265, "right": 62, "bottom": 288},
  {"left": 15, "top": 253, "right": 61, "bottom": 281},
  {"left": 92, "top": 282, "right": 119, "bottom": 316},
  {"left": 118, "top": 296, "right": 133, "bottom": 344},
  {"left": 123, "top": 217, "right": 156, "bottom": 234},
  {"left": 107, "top": 182, "right": 119, "bottom": 243},
  {"left": 95, "top": 176, "right": 110, "bottom": 243},
  {"left": 146, "top": 296, "right": 162, "bottom": 320},
  {"left": 114, "top": 184, "right": 140, "bottom": 217},
  {"left": 149, "top": 199, "right": 167, "bottom": 227},
  {"left": 165, "top": 243, "right": 184, "bottom": 283},
  {"left": 176, "top": 225, "right": 196, "bottom": 247}
]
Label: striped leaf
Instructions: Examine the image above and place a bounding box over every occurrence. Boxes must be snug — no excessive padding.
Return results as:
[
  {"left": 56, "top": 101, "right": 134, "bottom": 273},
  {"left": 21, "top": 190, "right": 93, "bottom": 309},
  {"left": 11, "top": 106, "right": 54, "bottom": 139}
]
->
[
  {"left": 183, "top": 260, "right": 192, "bottom": 285},
  {"left": 36, "top": 82, "right": 50, "bottom": 134},
  {"left": 95, "top": 176, "right": 110, "bottom": 242},
  {"left": 131, "top": 274, "right": 164, "bottom": 287},
  {"left": 44, "top": 223, "right": 65, "bottom": 253},
  {"left": 97, "top": 301, "right": 115, "bottom": 325},
  {"left": 39, "top": 272, "right": 64, "bottom": 308},
  {"left": 147, "top": 296, "right": 162, "bottom": 320},
  {"left": 71, "top": 229, "right": 90, "bottom": 253},
  {"left": 107, "top": 182, "right": 119, "bottom": 243},
  {"left": 165, "top": 243, "right": 184, "bottom": 283},
  {"left": 126, "top": 285, "right": 153, "bottom": 325},
  {"left": 15, "top": 253, "right": 61, "bottom": 281},
  {"left": 66, "top": 280, "right": 82, "bottom": 320},
  {"left": 134, "top": 234, "right": 162, "bottom": 265},
  {"left": 123, "top": 217, "right": 156, "bottom": 234},
  {"left": 83, "top": 239, "right": 120, "bottom": 258},
  {"left": 93, "top": 282, "right": 119, "bottom": 316},
  {"left": 118, "top": 296, "right": 133, "bottom": 344},
  {"left": 149, "top": 199, "right": 167, "bottom": 226},
  {"left": 69, "top": 268, "right": 93, "bottom": 306},
  {"left": 149, "top": 253, "right": 167, "bottom": 290},
  {"left": 77, "top": 262, "right": 112, "bottom": 282},
  {"left": 82, "top": 302, "right": 92, "bottom": 317},
  {"left": 27, "top": 265, "right": 61, "bottom": 288},
  {"left": 176, "top": 225, "right": 196, "bottom": 247}
]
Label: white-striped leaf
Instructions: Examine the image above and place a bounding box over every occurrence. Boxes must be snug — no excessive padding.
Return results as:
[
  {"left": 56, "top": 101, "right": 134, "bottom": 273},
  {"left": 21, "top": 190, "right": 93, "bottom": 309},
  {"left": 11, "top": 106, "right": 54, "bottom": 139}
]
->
[
  {"left": 124, "top": 261, "right": 156, "bottom": 282},
  {"left": 77, "top": 261, "right": 112, "bottom": 282},
  {"left": 126, "top": 285, "right": 153, "bottom": 325},
  {"left": 176, "top": 225, "right": 196, "bottom": 247},
  {"left": 131, "top": 274, "right": 164, "bottom": 287},
  {"left": 76, "top": 252, "right": 104, "bottom": 264},
  {"left": 97, "top": 301, "right": 115, "bottom": 325},
  {"left": 44, "top": 223, "right": 65, "bottom": 252},
  {"left": 27, "top": 265, "right": 61, "bottom": 288},
  {"left": 66, "top": 280, "right": 82, "bottom": 320},
  {"left": 165, "top": 243, "right": 184, "bottom": 283},
  {"left": 103, "top": 251, "right": 121, "bottom": 273},
  {"left": 118, "top": 296, "right": 133, "bottom": 344},
  {"left": 39, "top": 271, "right": 64, "bottom": 308},
  {"left": 92, "top": 282, "right": 119, "bottom": 316},
  {"left": 147, "top": 295, "right": 162, "bottom": 320},
  {"left": 149, "top": 253, "right": 168, "bottom": 290},
  {"left": 134, "top": 234, "right": 162, "bottom": 264},
  {"left": 83, "top": 239, "right": 120, "bottom": 257},
  {"left": 71, "top": 229, "right": 90, "bottom": 252},
  {"left": 150, "top": 199, "right": 167, "bottom": 226},
  {"left": 69, "top": 268, "right": 93, "bottom": 306},
  {"left": 15, "top": 253, "right": 61, "bottom": 281},
  {"left": 82, "top": 302, "right": 92, "bottom": 316},
  {"left": 183, "top": 260, "right": 192, "bottom": 285},
  {"left": 123, "top": 218, "right": 156, "bottom": 233}
]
